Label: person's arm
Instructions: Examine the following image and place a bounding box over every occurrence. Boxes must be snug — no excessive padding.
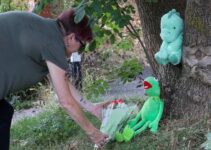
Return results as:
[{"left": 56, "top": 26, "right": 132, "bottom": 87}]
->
[
  {"left": 68, "top": 82, "right": 94, "bottom": 112},
  {"left": 47, "top": 74, "right": 95, "bottom": 112},
  {"left": 46, "top": 60, "right": 107, "bottom": 147},
  {"left": 68, "top": 83, "right": 113, "bottom": 120},
  {"left": 48, "top": 73, "right": 112, "bottom": 120}
]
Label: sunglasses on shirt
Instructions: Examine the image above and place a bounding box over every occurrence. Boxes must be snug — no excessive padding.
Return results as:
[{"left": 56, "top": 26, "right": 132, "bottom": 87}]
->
[{"left": 75, "top": 36, "right": 86, "bottom": 53}]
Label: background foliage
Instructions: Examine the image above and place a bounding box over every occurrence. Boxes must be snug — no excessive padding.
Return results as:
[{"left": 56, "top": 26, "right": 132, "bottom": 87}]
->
[
  {"left": 0, "top": 0, "right": 144, "bottom": 101},
  {"left": 70, "top": 0, "right": 144, "bottom": 98}
]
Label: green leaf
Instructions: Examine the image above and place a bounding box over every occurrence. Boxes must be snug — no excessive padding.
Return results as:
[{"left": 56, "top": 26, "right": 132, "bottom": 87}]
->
[
  {"left": 88, "top": 17, "right": 95, "bottom": 28},
  {"left": 91, "top": 0, "right": 102, "bottom": 14},
  {"left": 67, "top": 0, "right": 137, "bottom": 53},
  {"left": 101, "top": 14, "right": 108, "bottom": 25},
  {"left": 86, "top": 79, "right": 109, "bottom": 99},
  {"left": 75, "top": 0, "right": 86, "bottom": 9},
  {"left": 74, "top": 7, "right": 86, "bottom": 24},
  {"left": 103, "top": 29, "right": 112, "bottom": 36},
  {"left": 116, "top": 58, "right": 143, "bottom": 83},
  {"left": 88, "top": 40, "right": 97, "bottom": 51},
  {"left": 110, "top": 34, "right": 116, "bottom": 44},
  {"left": 116, "top": 39, "right": 133, "bottom": 51}
]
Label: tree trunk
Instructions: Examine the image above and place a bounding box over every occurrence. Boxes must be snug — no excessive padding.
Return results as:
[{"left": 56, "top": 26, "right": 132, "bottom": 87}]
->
[{"left": 135, "top": 0, "right": 211, "bottom": 121}]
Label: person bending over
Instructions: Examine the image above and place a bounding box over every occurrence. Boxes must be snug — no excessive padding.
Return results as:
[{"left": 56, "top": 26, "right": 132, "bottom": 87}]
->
[{"left": 0, "top": 9, "right": 109, "bottom": 150}]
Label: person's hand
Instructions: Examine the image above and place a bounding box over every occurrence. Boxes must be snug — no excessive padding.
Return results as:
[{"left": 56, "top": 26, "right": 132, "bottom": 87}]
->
[
  {"left": 86, "top": 127, "right": 109, "bottom": 148},
  {"left": 90, "top": 100, "right": 113, "bottom": 120}
]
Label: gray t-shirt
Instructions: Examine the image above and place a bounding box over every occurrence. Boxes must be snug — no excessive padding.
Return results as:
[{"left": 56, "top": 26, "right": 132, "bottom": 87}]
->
[{"left": 0, "top": 11, "right": 69, "bottom": 99}]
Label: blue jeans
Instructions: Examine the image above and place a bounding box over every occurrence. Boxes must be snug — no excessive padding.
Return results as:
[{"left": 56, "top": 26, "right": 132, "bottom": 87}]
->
[{"left": 0, "top": 99, "right": 14, "bottom": 150}]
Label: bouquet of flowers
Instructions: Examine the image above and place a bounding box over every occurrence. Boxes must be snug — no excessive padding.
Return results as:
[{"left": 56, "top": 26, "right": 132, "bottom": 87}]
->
[{"left": 100, "top": 99, "right": 137, "bottom": 140}]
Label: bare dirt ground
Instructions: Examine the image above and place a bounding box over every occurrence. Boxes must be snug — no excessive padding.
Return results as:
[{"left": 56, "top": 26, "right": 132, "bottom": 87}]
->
[{"left": 12, "top": 107, "right": 43, "bottom": 124}]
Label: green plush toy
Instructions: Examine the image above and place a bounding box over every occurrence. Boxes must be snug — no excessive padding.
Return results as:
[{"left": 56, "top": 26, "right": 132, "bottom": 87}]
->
[
  {"left": 116, "top": 76, "right": 164, "bottom": 142},
  {"left": 154, "top": 9, "right": 184, "bottom": 65}
]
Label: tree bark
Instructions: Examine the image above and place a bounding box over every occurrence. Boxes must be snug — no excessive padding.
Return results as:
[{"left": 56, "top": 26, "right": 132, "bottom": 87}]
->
[{"left": 135, "top": 0, "right": 211, "bottom": 121}]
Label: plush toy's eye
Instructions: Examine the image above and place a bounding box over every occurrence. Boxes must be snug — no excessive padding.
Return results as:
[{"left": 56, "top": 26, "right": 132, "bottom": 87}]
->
[
  {"left": 154, "top": 77, "right": 158, "bottom": 81},
  {"left": 173, "top": 27, "right": 176, "bottom": 29}
]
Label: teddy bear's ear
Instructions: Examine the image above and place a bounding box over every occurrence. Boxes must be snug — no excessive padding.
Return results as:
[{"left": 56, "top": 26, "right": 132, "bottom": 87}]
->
[{"left": 167, "top": 9, "right": 181, "bottom": 18}]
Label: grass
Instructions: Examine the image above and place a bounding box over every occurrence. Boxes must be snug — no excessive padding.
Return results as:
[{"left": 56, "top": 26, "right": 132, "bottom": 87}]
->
[
  {"left": 11, "top": 98, "right": 209, "bottom": 150},
  {"left": 11, "top": 100, "right": 34, "bottom": 110}
]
